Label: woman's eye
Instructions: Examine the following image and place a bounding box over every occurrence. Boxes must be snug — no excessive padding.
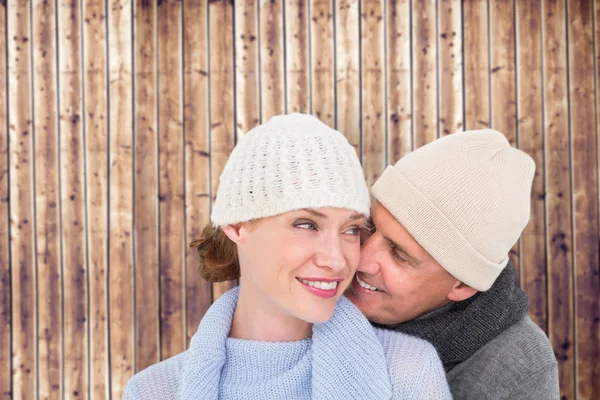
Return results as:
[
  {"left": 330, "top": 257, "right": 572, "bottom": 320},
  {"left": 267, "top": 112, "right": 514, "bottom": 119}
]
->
[
  {"left": 294, "top": 221, "right": 317, "bottom": 230},
  {"left": 345, "top": 227, "right": 360, "bottom": 236}
]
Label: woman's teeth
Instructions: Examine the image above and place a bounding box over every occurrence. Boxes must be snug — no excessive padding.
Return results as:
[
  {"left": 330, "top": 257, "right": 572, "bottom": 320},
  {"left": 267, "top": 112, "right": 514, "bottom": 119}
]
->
[
  {"left": 298, "top": 278, "right": 339, "bottom": 290},
  {"left": 356, "top": 274, "right": 379, "bottom": 291}
]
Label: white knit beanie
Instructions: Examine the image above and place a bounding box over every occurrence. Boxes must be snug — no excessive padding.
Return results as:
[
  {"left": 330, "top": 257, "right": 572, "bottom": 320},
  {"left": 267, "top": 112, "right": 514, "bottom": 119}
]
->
[
  {"left": 371, "top": 129, "right": 535, "bottom": 291},
  {"left": 211, "top": 113, "right": 370, "bottom": 226}
]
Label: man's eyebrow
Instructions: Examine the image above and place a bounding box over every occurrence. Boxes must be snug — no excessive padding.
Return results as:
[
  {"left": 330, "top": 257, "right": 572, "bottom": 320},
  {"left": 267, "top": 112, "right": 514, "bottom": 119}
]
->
[{"left": 385, "top": 237, "right": 420, "bottom": 266}]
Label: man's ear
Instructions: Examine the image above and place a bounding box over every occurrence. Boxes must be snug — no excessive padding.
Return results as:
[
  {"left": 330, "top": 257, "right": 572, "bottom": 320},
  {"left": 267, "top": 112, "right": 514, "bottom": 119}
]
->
[
  {"left": 221, "top": 224, "right": 243, "bottom": 244},
  {"left": 447, "top": 281, "right": 478, "bottom": 302}
]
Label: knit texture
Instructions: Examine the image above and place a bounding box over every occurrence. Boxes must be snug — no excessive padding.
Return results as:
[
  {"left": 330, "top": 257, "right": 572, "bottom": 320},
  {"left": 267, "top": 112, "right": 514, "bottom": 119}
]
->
[
  {"left": 211, "top": 113, "right": 370, "bottom": 226},
  {"left": 375, "top": 261, "right": 528, "bottom": 371},
  {"left": 122, "top": 288, "right": 451, "bottom": 400},
  {"left": 446, "top": 316, "right": 559, "bottom": 399},
  {"left": 371, "top": 129, "right": 535, "bottom": 291},
  {"left": 375, "top": 261, "right": 558, "bottom": 398}
]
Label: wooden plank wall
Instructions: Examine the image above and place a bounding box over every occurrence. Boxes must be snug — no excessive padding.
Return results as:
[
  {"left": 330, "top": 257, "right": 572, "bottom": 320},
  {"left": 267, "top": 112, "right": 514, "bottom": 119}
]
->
[{"left": 1, "top": 0, "right": 599, "bottom": 398}]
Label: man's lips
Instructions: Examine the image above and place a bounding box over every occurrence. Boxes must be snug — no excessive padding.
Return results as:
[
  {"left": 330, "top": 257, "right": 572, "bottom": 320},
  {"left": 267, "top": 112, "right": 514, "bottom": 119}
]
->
[{"left": 354, "top": 273, "right": 383, "bottom": 293}]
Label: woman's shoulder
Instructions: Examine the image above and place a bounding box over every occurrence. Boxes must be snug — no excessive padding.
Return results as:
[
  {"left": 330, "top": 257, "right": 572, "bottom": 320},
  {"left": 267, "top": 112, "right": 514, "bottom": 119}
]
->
[
  {"left": 373, "top": 326, "right": 438, "bottom": 359},
  {"left": 373, "top": 327, "right": 452, "bottom": 399},
  {"left": 122, "top": 352, "right": 186, "bottom": 400}
]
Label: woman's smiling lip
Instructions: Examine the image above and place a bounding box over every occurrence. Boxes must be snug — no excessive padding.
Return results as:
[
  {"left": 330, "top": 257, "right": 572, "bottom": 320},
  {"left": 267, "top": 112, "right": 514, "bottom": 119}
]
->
[
  {"left": 296, "top": 277, "right": 343, "bottom": 299},
  {"left": 296, "top": 276, "right": 344, "bottom": 282}
]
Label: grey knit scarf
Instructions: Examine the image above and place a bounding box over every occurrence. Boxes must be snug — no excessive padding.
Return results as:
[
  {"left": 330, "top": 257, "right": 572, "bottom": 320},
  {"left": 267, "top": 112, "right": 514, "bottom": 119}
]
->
[{"left": 373, "top": 261, "right": 529, "bottom": 372}]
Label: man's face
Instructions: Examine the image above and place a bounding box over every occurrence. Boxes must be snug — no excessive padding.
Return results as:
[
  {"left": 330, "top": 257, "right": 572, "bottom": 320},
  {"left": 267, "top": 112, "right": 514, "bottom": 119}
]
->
[{"left": 346, "top": 201, "right": 460, "bottom": 325}]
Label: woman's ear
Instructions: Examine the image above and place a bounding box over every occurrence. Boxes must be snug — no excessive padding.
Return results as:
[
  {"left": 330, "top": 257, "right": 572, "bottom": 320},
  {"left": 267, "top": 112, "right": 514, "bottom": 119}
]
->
[
  {"left": 447, "top": 281, "right": 478, "bottom": 302},
  {"left": 221, "top": 224, "right": 243, "bottom": 244}
]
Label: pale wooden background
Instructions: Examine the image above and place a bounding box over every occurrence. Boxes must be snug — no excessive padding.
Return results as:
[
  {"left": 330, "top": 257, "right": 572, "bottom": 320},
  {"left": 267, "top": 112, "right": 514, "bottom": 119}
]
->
[{"left": 1, "top": 0, "right": 599, "bottom": 398}]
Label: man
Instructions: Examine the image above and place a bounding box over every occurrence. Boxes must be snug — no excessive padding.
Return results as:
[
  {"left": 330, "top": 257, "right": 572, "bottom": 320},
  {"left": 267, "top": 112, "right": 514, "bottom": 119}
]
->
[{"left": 346, "top": 129, "right": 559, "bottom": 399}]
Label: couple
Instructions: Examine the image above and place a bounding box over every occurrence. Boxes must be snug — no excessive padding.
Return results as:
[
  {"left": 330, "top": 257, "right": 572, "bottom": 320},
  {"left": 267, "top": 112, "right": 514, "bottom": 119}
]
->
[{"left": 124, "top": 114, "right": 559, "bottom": 399}]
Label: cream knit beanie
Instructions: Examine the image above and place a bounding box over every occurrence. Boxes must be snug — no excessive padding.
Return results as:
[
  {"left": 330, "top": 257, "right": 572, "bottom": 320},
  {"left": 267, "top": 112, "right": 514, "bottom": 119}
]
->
[
  {"left": 371, "top": 129, "right": 535, "bottom": 291},
  {"left": 211, "top": 113, "right": 370, "bottom": 226}
]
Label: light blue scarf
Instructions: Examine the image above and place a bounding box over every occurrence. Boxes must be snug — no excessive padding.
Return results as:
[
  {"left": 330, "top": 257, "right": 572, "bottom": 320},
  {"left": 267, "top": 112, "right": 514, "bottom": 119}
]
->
[{"left": 177, "top": 287, "right": 393, "bottom": 399}]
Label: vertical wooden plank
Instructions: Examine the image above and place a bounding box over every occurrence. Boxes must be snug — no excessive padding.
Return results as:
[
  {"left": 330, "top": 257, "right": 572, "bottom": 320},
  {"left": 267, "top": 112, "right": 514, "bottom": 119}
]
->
[
  {"left": 542, "top": 0, "right": 574, "bottom": 398},
  {"left": 387, "top": 0, "right": 412, "bottom": 162},
  {"left": 361, "top": 0, "right": 385, "bottom": 186},
  {"left": 490, "top": 0, "right": 519, "bottom": 279},
  {"left": 83, "top": 0, "right": 109, "bottom": 396},
  {"left": 438, "top": 0, "right": 462, "bottom": 137},
  {"left": 335, "top": 0, "right": 360, "bottom": 152},
  {"left": 31, "top": 0, "right": 62, "bottom": 397},
  {"left": 310, "top": 0, "right": 334, "bottom": 127},
  {"left": 133, "top": 0, "right": 159, "bottom": 371},
  {"left": 158, "top": 0, "right": 185, "bottom": 360},
  {"left": 210, "top": 0, "right": 236, "bottom": 300},
  {"left": 489, "top": 0, "right": 516, "bottom": 144},
  {"left": 568, "top": 1, "right": 600, "bottom": 398},
  {"left": 235, "top": 0, "right": 259, "bottom": 137},
  {"left": 0, "top": 0, "right": 10, "bottom": 395},
  {"left": 260, "top": 0, "right": 284, "bottom": 121},
  {"left": 516, "top": 0, "right": 547, "bottom": 333},
  {"left": 8, "top": 0, "right": 37, "bottom": 396},
  {"left": 285, "top": 0, "right": 309, "bottom": 113},
  {"left": 463, "top": 0, "right": 489, "bottom": 130},
  {"left": 58, "top": 0, "right": 88, "bottom": 397},
  {"left": 108, "top": 0, "right": 134, "bottom": 396},
  {"left": 183, "top": 0, "right": 211, "bottom": 346},
  {"left": 413, "top": 0, "right": 437, "bottom": 148}
]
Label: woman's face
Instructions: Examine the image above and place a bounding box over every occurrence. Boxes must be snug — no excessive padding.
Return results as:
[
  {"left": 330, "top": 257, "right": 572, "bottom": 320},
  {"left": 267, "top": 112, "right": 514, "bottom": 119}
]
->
[{"left": 232, "top": 207, "right": 366, "bottom": 324}]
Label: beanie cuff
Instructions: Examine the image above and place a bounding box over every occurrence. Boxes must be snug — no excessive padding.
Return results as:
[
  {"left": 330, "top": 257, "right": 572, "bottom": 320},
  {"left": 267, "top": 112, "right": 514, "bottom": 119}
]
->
[
  {"left": 211, "top": 194, "right": 370, "bottom": 227},
  {"left": 371, "top": 166, "right": 507, "bottom": 291}
]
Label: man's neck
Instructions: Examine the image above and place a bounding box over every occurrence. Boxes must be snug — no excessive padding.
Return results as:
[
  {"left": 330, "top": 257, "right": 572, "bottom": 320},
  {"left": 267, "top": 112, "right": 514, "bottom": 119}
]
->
[{"left": 228, "top": 284, "right": 312, "bottom": 342}]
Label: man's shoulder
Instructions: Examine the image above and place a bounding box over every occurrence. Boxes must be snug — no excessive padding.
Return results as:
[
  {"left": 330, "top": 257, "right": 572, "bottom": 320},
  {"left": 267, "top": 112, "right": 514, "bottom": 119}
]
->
[
  {"left": 122, "top": 352, "right": 186, "bottom": 399},
  {"left": 448, "top": 315, "right": 558, "bottom": 399},
  {"left": 477, "top": 315, "right": 555, "bottom": 365}
]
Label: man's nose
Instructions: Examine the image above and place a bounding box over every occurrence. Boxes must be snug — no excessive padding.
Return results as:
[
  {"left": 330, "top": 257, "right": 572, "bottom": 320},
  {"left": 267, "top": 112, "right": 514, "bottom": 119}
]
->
[{"left": 358, "top": 233, "right": 383, "bottom": 275}]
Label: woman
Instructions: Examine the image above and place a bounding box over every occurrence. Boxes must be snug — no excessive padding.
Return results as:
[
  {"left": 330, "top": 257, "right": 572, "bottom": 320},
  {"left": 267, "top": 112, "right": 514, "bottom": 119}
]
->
[{"left": 123, "top": 114, "right": 451, "bottom": 399}]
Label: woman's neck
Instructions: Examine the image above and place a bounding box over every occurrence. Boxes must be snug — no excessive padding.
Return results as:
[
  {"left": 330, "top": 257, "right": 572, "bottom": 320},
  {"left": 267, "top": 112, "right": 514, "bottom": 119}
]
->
[{"left": 229, "top": 285, "right": 312, "bottom": 342}]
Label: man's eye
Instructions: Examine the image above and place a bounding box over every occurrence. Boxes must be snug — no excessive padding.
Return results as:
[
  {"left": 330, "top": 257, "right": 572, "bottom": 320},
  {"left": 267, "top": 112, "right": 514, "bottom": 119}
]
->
[{"left": 392, "top": 251, "right": 407, "bottom": 263}]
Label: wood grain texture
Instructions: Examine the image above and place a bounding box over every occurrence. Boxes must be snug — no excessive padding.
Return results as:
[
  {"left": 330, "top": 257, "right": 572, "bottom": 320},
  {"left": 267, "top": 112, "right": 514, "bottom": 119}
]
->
[
  {"left": 158, "top": 0, "right": 186, "bottom": 361},
  {"left": 285, "top": 0, "right": 310, "bottom": 113},
  {"left": 235, "top": 0, "right": 260, "bottom": 136},
  {"left": 516, "top": 0, "right": 547, "bottom": 333},
  {"left": 0, "top": 0, "right": 10, "bottom": 394},
  {"left": 8, "top": 0, "right": 37, "bottom": 396},
  {"left": 82, "top": 0, "right": 110, "bottom": 397},
  {"left": 32, "top": 0, "right": 62, "bottom": 397},
  {"left": 542, "top": 0, "right": 574, "bottom": 397},
  {"left": 463, "top": 0, "right": 489, "bottom": 130},
  {"left": 260, "top": 0, "right": 285, "bottom": 121},
  {"left": 567, "top": 1, "right": 600, "bottom": 398},
  {"left": 134, "top": 0, "right": 159, "bottom": 372},
  {"left": 438, "top": 0, "right": 462, "bottom": 137},
  {"left": 108, "top": 0, "right": 135, "bottom": 396},
  {"left": 310, "top": 0, "right": 335, "bottom": 126},
  {"left": 209, "top": 0, "right": 237, "bottom": 300},
  {"left": 361, "top": 0, "right": 385, "bottom": 186},
  {"left": 490, "top": 0, "right": 519, "bottom": 280},
  {"left": 335, "top": 0, "right": 360, "bottom": 152},
  {"left": 387, "top": 0, "right": 412, "bottom": 162},
  {"left": 412, "top": 0, "right": 437, "bottom": 147},
  {"left": 183, "top": 0, "right": 212, "bottom": 347},
  {"left": 58, "top": 0, "right": 88, "bottom": 397}
]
